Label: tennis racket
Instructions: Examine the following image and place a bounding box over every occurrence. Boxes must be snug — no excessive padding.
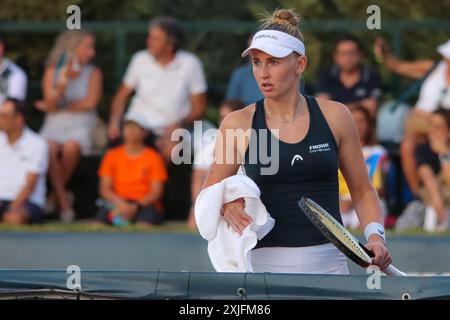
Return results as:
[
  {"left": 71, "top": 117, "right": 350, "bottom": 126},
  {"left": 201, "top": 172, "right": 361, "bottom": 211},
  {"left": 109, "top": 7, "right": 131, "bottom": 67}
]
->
[{"left": 298, "top": 197, "right": 407, "bottom": 276}]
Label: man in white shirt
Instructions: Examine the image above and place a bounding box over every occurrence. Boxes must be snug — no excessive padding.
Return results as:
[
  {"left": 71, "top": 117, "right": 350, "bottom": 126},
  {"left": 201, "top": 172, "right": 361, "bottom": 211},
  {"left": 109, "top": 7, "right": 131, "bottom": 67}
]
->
[
  {"left": 107, "top": 16, "right": 207, "bottom": 161},
  {"left": 0, "top": 34, "right": 28, "bottom": 104},
  {"left": 0, "top": 98, "right": 49, "bottom": 224}
]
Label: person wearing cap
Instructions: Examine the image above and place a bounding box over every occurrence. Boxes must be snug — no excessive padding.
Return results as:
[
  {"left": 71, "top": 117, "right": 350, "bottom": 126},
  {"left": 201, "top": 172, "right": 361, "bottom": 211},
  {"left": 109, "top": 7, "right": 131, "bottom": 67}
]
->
[
  {"left": 199, "top": 9, "right": 392, "bottom": 274},
  {"left": 95, "top": 112, "right": 168, "bottom": 226},
  {"left": 374, "top": 38, "right": 450, "bottom": 197}
]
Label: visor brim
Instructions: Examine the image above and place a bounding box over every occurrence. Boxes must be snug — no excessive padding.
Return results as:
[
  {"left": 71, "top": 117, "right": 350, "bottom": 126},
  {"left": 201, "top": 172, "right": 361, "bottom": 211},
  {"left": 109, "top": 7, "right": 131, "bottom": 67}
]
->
[{"left": 241, "top": 43, "right": 294, "bottom": 58}]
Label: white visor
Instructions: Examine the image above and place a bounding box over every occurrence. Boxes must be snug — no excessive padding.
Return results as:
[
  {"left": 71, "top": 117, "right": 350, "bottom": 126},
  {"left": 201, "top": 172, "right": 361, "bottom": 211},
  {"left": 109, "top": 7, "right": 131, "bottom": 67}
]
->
[
  {"left": 437, "top": 39, "right": 450, "bottom": 60},
  {"left": 241, "top": 30, "right": 306, "bottom": 58}
]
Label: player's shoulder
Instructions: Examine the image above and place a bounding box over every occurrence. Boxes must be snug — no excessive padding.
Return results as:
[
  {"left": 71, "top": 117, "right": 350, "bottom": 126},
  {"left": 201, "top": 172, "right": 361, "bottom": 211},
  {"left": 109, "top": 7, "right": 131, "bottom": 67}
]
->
[
  {"left": 219, "top": 103, "right": 256, "bottom": 131},
  {"left": 314, "top": 97, "right": 353, "bottom": 123}
]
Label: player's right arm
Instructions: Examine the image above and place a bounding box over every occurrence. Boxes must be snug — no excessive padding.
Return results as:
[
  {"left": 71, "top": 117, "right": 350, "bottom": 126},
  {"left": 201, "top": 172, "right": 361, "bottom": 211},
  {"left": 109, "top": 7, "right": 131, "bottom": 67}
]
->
[{"left": 201, "top": 105, "right": 254, "bottom": 234}]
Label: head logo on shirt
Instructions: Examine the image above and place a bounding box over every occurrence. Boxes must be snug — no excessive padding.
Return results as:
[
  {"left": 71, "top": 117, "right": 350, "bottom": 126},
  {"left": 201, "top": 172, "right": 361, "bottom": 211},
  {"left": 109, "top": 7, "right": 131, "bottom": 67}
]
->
[{"left": 291, "top": 154, "right": 303, "bottom": 166}]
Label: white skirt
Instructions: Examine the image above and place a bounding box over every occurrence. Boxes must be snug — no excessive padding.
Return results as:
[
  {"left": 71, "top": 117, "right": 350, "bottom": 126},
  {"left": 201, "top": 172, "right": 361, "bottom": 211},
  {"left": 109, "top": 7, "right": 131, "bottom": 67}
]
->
[
  {"left": 250, "top": 243, "right": 349, "bottom": 274},
  {"left": 40, "top": 111, "right": 97, "bottom": 155}
]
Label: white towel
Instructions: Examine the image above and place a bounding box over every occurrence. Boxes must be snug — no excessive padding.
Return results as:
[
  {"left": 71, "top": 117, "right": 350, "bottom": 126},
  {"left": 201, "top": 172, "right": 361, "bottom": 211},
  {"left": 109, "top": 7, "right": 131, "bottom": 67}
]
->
[{"left": 195, "top": 175, "right": 275, "bottom": 272}]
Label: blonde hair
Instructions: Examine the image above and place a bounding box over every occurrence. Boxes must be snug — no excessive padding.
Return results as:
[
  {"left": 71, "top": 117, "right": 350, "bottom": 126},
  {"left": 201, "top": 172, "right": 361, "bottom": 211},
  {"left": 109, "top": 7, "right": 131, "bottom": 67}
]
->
[
  {"left": 259, "top": 8, "right": 304, "bottom": 42},
  {"left": 46, "top": 30, "right": 93, "bottom": 66}
]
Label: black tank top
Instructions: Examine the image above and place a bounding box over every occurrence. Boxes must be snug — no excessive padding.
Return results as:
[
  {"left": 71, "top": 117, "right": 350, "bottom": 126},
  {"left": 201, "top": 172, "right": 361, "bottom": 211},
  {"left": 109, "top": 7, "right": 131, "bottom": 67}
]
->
[{"left": 242, "top": 95, "right": 342, "bottom": 248}]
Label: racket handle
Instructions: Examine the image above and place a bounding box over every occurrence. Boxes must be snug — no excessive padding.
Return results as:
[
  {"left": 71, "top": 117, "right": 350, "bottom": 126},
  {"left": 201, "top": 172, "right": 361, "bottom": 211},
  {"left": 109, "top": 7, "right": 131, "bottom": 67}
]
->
[{"left": 384, "top": 264, "right": 408, "bottom": 276}]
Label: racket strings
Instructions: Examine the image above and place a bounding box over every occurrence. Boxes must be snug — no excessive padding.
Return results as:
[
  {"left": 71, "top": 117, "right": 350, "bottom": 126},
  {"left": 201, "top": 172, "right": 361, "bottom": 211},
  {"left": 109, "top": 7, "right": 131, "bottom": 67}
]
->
[{"left": 304, "top": 200, "right": 371, "bottom": 263}]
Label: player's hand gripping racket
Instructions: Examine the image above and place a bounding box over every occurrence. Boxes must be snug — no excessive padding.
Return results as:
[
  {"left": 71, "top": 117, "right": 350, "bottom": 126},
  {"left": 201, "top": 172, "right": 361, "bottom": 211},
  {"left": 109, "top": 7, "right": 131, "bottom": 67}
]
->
[{"left": 298, "top": 197, "right": 407, "bottom": 276}]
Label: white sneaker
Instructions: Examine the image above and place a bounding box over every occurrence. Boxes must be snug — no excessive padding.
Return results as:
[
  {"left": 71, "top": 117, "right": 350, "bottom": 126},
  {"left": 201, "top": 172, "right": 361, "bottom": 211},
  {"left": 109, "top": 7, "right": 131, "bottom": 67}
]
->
[{"left": 423, "top": 206, "right": 437, "bottom": 232}]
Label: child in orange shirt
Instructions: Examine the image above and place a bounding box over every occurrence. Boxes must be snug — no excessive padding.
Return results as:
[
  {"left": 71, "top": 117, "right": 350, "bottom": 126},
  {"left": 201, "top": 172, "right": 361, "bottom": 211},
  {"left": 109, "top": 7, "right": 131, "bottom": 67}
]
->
[{"left": 96, "top": 112, "right": 168, "bottom": 226}]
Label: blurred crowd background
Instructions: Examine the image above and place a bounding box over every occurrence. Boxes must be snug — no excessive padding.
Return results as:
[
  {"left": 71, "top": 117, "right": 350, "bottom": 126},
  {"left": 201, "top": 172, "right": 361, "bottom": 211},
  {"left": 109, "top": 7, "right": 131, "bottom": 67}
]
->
[{"left": 1, "top": 0, "right": 450, "bottom": 233}]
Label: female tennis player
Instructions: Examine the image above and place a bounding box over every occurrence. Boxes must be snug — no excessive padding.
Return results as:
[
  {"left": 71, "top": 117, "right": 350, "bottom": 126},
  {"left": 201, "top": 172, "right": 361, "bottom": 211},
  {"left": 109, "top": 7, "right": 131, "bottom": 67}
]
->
[{"left": 201, "top": 8, "right": 392, "bottom": 274}]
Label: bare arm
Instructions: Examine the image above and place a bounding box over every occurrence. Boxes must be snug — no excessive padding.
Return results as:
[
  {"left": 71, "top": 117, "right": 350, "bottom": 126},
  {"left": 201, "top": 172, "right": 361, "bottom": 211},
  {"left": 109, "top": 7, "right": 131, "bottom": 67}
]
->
[
  {"left": 441, "top": 162, "right": 450, "bottom": 188},
  {"left": 99, "top": 176, "right": 125, "bottom": 207},
  {"left": 384, "top": 55, "right": 434, "bottom": 80},
  {"left": 107, "top": 84, "right": 134, "bottom": 140},
  {"left": 418, "top": 165, "right": 447, "bottom": 220},
  {"left": 374, "top": 38, "right": 434, "bottom": 80},
  {"left": 200, "top": 108, "right": 253, "bottom": 234},
  {"left": 183, "top": 93, "right": 207, "bottom": 127},
  {"left": 336, "top": 104, "right": 384, "bottom": 231},
  {"left": 36, "top": 66, "right": 64, "bottom": 112},
  {"left": 10, "top": 173, "right": 39, "bottom": 210},
  {"left": 323, "top": 99, "right": 392, "bottom": 269},
  {"left": 202, "top": 109, "right": 249, "bottom": 189},
  {"left": 427, "top": 131, "right": 450, "bottom": 188},
  {"left": 66, "top": 68, "right": 103, "bottom": 112}
]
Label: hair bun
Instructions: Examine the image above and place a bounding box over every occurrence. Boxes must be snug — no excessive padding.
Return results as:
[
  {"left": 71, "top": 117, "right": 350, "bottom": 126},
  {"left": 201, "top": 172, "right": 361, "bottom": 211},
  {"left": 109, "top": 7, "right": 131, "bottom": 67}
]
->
[
  {"left": 273, "top": 9, "right": 299, "bottom": 27},
  {"left": 259, "top": 8, "right": 304, "bottom": 42}
]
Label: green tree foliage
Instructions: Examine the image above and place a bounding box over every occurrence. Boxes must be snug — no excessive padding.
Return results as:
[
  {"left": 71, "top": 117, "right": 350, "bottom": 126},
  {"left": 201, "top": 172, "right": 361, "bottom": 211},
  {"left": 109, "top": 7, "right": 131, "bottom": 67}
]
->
[{"left": 1, "top": 0, "right": 449, "bottom": 124}]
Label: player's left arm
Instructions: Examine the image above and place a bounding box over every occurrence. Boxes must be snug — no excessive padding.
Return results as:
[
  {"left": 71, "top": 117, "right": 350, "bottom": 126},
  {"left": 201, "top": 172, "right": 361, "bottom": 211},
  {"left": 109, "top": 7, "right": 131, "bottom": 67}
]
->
[{"left": 326, "top": 101, "right": 392, "bottom": 269}]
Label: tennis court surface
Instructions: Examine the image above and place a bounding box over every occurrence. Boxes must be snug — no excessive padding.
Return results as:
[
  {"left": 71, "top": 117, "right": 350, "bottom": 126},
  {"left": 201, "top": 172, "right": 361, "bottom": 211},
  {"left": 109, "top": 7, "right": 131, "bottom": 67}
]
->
[{"left": 1, "top": 230, "right": 449, "bottom": 299}]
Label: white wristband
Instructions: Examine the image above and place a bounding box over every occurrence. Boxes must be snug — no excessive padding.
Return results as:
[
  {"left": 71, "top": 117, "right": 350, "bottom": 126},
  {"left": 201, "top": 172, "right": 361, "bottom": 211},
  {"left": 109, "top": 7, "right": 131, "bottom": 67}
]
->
[{"left": 364, "top": 222, "right": 386, "bottom": 242}]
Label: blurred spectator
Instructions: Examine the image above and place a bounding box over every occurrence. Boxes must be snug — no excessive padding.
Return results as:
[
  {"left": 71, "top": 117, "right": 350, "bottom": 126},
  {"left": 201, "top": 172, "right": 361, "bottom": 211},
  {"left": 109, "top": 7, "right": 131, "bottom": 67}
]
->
[
  {"left": 375, "top": 38, "right": 450, "bottom": 112},
  {"left": 316, "top": 34, "right": 382, "bottom": 116},
  {"left": 35, "top": 30, "right": 102, "bottom": 223},
  {"left": 0, "top": 34, "right": 28, "bottom": 104},
  {"left": 187, "top": 99, "right": 245, "bottom": 228},
  {"left": 107, "top": 16, "right": 207, "bottom": 161},
  {"left": 374, "top": 38, "right": 450, "bottom": 197},
  {"left": 415, "top": 108, "right": 450, "bottom": 232},
  {"left": 0, "top": 98, "right": 48, "bottom": 224},
  {"left": 96, "top": 112, "right": 168, "bottom": 226},
  {"left": 225, "top": 35, "right": 264, "bottom": 105},
  {"left": 339, "top": 106, "right": 389, "bottom": 229}
]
